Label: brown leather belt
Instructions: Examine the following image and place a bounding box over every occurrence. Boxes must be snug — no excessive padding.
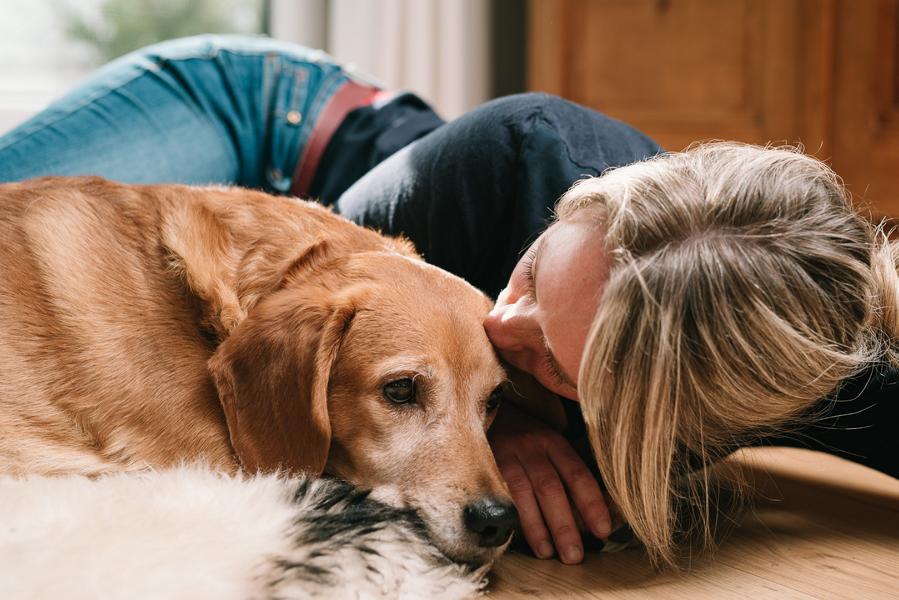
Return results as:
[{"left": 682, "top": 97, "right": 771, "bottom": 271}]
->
[{"left": 289, "top": 79, "right": 386, "bottom": 198}]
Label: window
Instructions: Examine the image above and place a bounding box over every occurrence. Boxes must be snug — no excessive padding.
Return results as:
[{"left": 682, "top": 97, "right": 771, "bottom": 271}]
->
[{"left": 0, "top": 0, "right": 266, "bottom": 135}]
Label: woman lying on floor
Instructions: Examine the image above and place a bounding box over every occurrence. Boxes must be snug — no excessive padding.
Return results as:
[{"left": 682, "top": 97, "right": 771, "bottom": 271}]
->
[{"left": 1, "top": 35, "right": 896, "bottom": 568}]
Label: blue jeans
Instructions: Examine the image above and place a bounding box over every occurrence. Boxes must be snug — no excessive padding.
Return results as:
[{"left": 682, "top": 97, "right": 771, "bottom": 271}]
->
[{"left": 0, "top": 35, "right": 375, "bottom": 193}]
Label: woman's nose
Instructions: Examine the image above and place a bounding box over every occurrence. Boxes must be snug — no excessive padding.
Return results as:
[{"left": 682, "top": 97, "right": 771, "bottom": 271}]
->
[{"left": 484, "top": 293, "right": 537, "bottom": 351}]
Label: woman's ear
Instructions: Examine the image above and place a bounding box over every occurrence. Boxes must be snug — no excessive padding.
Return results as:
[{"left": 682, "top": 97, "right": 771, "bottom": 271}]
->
[{"left": 207, "top": 290, "right": 355, "bottom": 475}]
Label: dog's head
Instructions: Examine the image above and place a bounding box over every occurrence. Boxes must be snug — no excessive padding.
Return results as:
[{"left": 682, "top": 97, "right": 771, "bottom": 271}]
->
[{"left": 207, "top": 249, "right": 516, "bottom": 565}]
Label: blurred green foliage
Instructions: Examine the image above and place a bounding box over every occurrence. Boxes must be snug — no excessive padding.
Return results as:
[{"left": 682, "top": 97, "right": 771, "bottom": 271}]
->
[{"left": 63, "top": 0, "right": 265, "bottom": 62}]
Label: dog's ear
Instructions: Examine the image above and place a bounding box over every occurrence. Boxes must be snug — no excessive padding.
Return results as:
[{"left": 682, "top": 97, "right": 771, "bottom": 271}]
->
[
  {"left": 207, "top": 290, "right": 354, "bottom": 474},
  {"left": 161, "top": 201, "right": 247, "bottom": 337},
  {"left": 161, "top": 198, "right": 332, "bottom": 339}
]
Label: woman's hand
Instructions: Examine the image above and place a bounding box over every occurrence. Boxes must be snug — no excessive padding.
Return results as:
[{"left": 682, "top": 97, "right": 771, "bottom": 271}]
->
[{"left": 488, "top": 402, "right": 611, "bottom": 564}]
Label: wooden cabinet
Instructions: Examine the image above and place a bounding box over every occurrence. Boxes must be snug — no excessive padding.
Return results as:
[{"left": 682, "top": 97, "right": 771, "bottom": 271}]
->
[
  {"left": 529, "top": 0, "right": 899, "bottom": 219},
  {"left": 831, "top": 1, "right": 899, "bottom": 220}
]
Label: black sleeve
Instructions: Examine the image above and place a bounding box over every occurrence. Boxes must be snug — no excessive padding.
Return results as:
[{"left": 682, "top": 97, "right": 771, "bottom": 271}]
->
[
  {"left": 334, "top": 93, "right": 662, "bottom": 298},
  {"left": 759, "top": 363, "right": 899, "bottom": 478}
]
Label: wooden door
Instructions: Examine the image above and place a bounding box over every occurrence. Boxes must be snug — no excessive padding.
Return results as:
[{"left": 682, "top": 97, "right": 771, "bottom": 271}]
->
[
  {"left": 830, "top": 0, "right": 899, "bottom": 218},
  {"left": 529, "top": 0, "right": 899, "bottom": 219}
]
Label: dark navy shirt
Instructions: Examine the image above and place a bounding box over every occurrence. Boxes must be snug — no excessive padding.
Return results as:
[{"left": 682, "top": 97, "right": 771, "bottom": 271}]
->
[{"left": 333, "top": 93, "right": 662, "bottom": 298}]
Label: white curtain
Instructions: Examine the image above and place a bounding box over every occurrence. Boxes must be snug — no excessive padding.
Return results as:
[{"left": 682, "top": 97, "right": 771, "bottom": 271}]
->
[{"left": 270, "top": 0, "right": 490, "bottom": 119}]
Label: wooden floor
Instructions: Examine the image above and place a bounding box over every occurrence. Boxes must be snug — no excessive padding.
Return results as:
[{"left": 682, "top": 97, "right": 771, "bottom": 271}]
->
[{"left": 487, "top": 448, "right": 899, "bottom": 599}]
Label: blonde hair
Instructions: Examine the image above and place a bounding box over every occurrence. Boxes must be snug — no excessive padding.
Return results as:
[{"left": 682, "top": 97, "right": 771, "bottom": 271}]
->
[{"left": 557, "top": 142, "right": 899, "bottom": 567}]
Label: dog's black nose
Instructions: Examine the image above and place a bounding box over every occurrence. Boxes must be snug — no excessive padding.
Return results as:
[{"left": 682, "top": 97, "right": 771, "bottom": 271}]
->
[{"left": 463, "top": 498, "right": 518, "bottom": 547}]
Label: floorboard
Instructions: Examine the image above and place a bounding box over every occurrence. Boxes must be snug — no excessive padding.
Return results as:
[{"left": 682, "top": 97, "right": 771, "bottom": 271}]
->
[{"left": 487, "top": 448, "right": 899, "bottom": 599}]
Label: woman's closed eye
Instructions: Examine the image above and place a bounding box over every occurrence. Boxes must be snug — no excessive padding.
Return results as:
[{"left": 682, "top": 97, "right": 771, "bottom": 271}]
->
[
  {"left": 540, "top": 341, "right": 570, "bottom": 389},
  {"left": 520, "top": 245, "right": 539, "bottom": 298}
]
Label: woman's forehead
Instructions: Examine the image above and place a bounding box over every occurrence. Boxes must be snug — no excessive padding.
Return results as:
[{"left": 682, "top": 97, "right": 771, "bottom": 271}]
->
[{"left": 536, "top": 220, "right": 610, "bottom": 381}]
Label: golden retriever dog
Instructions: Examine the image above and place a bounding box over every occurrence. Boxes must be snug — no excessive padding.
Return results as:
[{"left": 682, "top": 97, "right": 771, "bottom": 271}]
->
[{"left": 0, "top": 176, "right": 516, "bottom": 565}]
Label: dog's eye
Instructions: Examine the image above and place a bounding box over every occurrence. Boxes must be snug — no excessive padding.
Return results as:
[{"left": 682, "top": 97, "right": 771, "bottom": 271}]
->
[
  {"left": 486, "top": 387, "right": 503, "bottom": 412},
  {"left": 383, "top": 378, "right": 416, "bottom": 404}
]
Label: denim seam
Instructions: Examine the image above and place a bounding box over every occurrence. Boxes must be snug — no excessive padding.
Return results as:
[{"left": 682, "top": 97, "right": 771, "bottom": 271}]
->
[
  {"left": 265, "top": 63, "right": 315, "bottom": 189},
  {"left": 280, "top": 70, "right": 349, "bottom": 192}
]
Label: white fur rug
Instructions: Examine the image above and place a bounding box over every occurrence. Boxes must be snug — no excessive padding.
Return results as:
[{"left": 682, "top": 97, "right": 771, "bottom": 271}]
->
[{"left": 0, "top": 467, "right": 485, "bottom": 599}]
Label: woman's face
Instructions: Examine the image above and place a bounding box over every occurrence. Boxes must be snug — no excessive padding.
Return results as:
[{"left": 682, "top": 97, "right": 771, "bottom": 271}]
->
[{"left": 483, "top": 220, "right": 609, "bottom": 401}]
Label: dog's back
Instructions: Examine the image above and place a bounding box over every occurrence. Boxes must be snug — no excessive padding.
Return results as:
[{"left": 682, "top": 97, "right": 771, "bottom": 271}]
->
[{"left": 0, "top": 177, "right": 233, "bottom": 475}]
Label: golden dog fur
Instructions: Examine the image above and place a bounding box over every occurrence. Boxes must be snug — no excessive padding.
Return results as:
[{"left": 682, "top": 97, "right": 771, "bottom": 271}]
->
[{"left": 0, "top": 176, "right": 511, "bottom": 563}]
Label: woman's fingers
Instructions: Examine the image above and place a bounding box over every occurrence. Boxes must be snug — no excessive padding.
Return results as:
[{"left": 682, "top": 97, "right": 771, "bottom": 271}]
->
[
  {"left": 547, "top": 440, "right": 611, "bottom": 540},
  {"left": 494, "top": 451, "right": 555, "bottom": 559},
  {"left": 489, "top": 403, "right": 607, "bottom": 564},
  {"left": 520, "top": 450, "right": 585, "bottom": 564}
]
